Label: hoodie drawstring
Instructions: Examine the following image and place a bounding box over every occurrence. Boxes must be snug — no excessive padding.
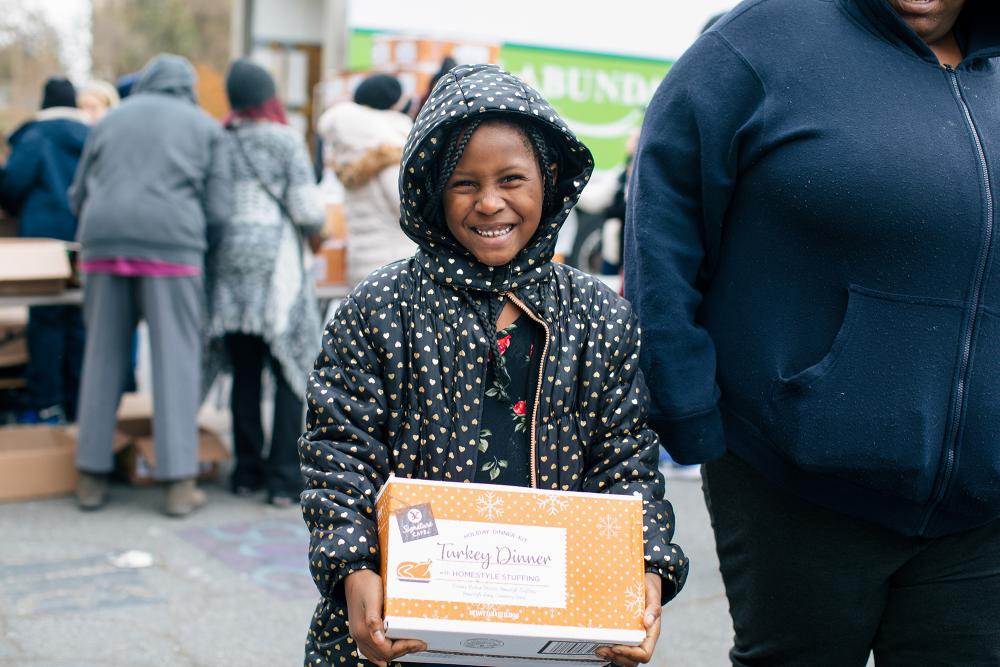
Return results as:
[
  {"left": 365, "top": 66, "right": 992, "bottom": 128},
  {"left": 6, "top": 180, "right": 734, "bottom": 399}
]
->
[{"left": 460, "top": 289, "right": 513, "bottom": 404}]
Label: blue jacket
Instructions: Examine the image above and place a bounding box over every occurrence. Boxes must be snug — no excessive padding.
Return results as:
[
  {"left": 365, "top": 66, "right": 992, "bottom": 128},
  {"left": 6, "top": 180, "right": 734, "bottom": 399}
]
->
[
  {"left": 1, "top": 108, "right": 89, "bottom": 241},
  {"left": 625, "top": 0, "right": 1000, "bottom": 537}
]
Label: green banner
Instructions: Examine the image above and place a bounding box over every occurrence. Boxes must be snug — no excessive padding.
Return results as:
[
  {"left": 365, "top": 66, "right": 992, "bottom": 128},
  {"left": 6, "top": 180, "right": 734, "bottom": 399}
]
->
[
  {"left": 499, "top": 44, "right": 671, "bottom": 171},
  {"left": 345, "top": 31, "right": 672, "bottom": 171},
  {"left": 347, "top": 29, "right": 377, "bottom": 71}
]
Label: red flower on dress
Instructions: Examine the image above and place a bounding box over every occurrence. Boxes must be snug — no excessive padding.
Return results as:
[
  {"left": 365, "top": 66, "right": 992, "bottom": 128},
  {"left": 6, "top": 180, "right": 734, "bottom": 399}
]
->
[
  {"left": 512, "top": 400, "right": 527, "bottom": 416},
  {"left": 497, "top": 334, "right": 512, "bottom": 356}
]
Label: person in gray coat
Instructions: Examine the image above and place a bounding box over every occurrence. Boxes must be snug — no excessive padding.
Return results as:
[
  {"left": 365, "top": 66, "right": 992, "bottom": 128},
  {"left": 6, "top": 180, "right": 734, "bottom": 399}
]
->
[{"left": 69, "top": 53, "right": 233, "bottom": 517}]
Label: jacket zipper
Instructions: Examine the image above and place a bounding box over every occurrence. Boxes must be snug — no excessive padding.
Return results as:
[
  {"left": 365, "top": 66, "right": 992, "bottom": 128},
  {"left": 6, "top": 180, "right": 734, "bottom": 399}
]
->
[
  {"left": 920, "top": 65, "right": 995, "bottom": 534},
  {"left": 507, "top": 293, "right": 550, "bottom": 490}
]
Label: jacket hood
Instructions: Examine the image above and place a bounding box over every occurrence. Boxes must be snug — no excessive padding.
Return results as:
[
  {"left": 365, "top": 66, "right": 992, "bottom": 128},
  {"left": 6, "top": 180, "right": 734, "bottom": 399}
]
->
[
  {"left": 841, "top": 0, "right": 1000, "bottom": 64},
  {"left": 399, "top": 63, "right": 594, "bottom": 294},
  {"left": 8, "top": 107, "right": 88, "bottom": 151},
  {"left": 132, "top": 54, "right": 198, "bottom": 103},
  {"left": 318, "top": 101, "right": 412, "bottom": 168}
]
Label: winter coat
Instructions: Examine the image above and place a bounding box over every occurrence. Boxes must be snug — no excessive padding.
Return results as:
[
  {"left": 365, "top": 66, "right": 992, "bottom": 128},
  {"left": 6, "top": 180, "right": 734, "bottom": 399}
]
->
[
  {"left": 0, "top": 108, "right": 89, "bottom": 241},
  {"left": 300, "top": 64, "right": 687, "bottom": 667},
  {"left": 317, "top": 101, "right": 416, "bottom": 286},
  {"left": 70, "top": 54, "right": 232, "bottom": 267},
  {"left": 625, "top": 0, "right": 1000, "bottom": 538},
  {"left": 204, "top": 119, "right": 324, "bottom": 396}
]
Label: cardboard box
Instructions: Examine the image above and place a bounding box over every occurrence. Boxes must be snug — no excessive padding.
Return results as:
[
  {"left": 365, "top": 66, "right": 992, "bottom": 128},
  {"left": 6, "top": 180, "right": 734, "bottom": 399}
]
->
[
  {"left": 113, "top": 393, "right": 230, "bottom": 485},
  {"left": 0, "top": 425, "right": 77, "bottom": 502},
  {"left": 0, "top": 239, "right": 72, "bottom": 295},
  {"left": 315, "top": 239, "right": 347, "bottom": 286},
  {"left": 114, "top": 430, "right": 228, "bottom": 485},
  {"left": 376, "top": 477, "right": 646, "bottom": 666}
]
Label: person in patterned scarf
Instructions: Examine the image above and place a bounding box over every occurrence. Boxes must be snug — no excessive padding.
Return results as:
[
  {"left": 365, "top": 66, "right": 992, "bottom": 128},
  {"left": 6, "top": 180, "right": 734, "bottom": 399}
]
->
[{"left": 298, "top": 64, "right": 687, "bottom": 667}]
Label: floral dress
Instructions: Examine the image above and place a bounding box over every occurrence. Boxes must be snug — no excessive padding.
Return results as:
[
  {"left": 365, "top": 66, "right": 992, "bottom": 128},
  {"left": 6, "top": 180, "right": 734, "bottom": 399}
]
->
[{"left": 473, "top": 317, "right": 544, "bottom": 486}]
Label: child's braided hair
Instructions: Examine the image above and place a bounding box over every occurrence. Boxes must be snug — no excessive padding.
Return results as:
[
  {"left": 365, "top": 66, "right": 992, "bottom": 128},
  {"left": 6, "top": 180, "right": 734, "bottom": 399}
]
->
[{"left": 422, "top": 114, "right": 563, "bottom": 403}]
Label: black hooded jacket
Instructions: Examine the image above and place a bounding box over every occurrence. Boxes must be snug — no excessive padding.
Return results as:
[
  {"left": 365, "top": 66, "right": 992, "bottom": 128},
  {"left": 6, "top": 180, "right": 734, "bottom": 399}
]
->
[{"left": 299, "top": 64, "right": 687, "bottom": 666}]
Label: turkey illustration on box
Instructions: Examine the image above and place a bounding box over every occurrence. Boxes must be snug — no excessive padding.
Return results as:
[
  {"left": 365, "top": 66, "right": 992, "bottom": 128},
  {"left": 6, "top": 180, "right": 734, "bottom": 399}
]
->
[{"left": 376, "top": 476, "right": 646, "bottom": 666}]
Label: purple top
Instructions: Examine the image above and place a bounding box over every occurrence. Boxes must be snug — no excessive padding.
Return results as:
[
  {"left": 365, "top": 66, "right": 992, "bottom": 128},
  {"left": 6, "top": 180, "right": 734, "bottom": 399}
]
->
[{"left": 80, "top": 257, "right": 200, "bottom": 277}]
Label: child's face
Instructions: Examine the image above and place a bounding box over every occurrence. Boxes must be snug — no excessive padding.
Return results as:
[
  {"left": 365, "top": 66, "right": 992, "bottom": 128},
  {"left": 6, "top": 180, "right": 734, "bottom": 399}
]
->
[{"left": 442, "top": 121, "right": 544, "bottom": 267}]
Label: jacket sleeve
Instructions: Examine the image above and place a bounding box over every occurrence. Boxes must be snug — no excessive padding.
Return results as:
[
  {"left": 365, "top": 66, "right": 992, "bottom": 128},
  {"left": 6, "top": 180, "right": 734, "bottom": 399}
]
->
[
  {"left": 285, "top": 135, "right": 325, "bottom": 236},
  {"left": 0, "top": 134, "right": 41, "bottom": 214},
  {"left": 299, "top": 296, "right": 392, "bottom": 604},
  {"left": 68, "top": 130, "right": 96, "bottom": 218},
  {"left": 623, "top": 32, "right": 765, "bottom": 464},
  {"left": 579, "top": 301, "right": 689, "bottom": 604},
  {"left": 202, "top": 127, "right": 233, "bottom": 232}
]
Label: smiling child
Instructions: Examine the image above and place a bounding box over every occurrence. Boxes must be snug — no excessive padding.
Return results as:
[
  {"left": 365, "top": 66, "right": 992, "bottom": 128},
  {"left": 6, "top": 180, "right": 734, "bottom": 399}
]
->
[{"left": 299, "top": 64, "right": 687, "bottom": 667}]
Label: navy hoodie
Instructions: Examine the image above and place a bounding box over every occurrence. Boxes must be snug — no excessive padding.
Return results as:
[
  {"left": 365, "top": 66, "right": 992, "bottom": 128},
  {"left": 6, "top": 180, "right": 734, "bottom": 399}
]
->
[
  {"left": 625, "top": 0, "right": 1000, "bottom": 538},
  {"left": 1, "top": 108, "right": 89, "bottom": 241}
]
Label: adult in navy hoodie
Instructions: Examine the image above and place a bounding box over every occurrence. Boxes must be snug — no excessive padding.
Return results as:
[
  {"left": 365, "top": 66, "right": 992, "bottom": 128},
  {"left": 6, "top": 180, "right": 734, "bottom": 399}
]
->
[
  {"left": 0, "top": 77, "right": 88, "bottom": 423},
  {"left": 625, "top": 0, "right": 1000, "bottom": 663}
]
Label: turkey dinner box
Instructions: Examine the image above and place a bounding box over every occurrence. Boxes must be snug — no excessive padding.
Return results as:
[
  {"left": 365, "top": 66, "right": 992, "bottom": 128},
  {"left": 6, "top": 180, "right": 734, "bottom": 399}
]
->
[{"left": 375, "top": 477, "right": 646, "bottom": 666}]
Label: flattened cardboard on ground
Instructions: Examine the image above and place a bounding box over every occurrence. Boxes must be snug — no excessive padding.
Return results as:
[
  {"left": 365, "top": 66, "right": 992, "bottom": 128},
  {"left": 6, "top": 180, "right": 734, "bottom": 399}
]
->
[
  {"left": 0, "top": 425, "right": 77, "bottom": 502},
  {"left": 376, "top": 477, "right": 646, "bottom": 666},
  {"left": 113, "top": 393, "right": 229, "bottom": 485},
  {"left": 0, "top": 239, "right": 72, "bottom": 296}
]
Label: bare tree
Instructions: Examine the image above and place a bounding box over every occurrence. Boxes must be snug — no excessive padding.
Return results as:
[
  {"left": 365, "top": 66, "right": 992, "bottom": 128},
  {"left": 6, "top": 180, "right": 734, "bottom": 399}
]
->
[
  {"left": 0, "top": 3, "right": 64, "bottom": 139},
  {"left": 91, "top": 0, "right": 231, "bottom": 82}
]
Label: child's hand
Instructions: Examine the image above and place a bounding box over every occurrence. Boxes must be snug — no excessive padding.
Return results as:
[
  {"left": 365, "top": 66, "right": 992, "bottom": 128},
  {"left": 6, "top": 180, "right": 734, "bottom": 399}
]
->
[
  {"left": 344, "top": 569, "right": 427, "bottom": 666},
  {"left": 595, "top": 573, "right": 662, "bottom": 667}
]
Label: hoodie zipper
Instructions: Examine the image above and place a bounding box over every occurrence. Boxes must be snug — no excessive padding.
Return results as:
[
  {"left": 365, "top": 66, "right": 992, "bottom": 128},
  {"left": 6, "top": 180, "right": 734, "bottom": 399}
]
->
[
  {"left": 506, "top": 293, "right": 550, "bottom": 490},
  {"left": 919, "top": 65, "right": 995, "bottom": 534}
]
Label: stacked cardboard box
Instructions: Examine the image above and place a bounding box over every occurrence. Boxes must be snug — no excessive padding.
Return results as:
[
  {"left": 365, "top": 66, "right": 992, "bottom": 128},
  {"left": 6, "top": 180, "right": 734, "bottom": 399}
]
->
[{"left": 0, "top": 238, "right": 72, "bottom": 295}]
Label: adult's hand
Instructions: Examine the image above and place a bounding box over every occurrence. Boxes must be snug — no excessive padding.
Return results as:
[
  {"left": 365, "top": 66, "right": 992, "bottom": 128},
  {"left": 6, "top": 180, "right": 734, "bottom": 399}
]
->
[
  {"left": 596, "top": 573, "right": 662, "bottom": 667},
  {"left": 344, "top": 569, "right": 427, "bottom": 666}
]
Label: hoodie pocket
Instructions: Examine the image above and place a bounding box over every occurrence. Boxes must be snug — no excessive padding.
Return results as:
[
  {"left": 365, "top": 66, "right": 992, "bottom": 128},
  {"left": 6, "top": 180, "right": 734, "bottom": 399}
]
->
[{"left": 762, "top": 285, "right": 962, "bottom": 505}]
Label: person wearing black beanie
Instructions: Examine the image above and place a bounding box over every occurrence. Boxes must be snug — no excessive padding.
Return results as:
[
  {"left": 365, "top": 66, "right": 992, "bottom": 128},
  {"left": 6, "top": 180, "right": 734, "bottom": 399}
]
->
[
  {"left": 226, "top": 58, "right": 277, "bottom": 111},
  {"left": 1, "top": 74, "right": 88, "bottom": 428},
  {"left": 41, "top": 77, "right": 77, "bottom": 109},
  {"left": 352, "top": 73, "right": 404, "bottom": 111}
]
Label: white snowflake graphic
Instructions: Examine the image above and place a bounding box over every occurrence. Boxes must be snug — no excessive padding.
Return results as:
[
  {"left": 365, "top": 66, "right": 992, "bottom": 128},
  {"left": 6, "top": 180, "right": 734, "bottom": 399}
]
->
[
  {"left": 596, "top": 514, "right": 621, "bottom": 537},
  {"left": 535, "top": 494, "right": 569, "bottom": 516},
  {"left": 624, "top": 581, "right": 646, "bottom": 617},
  {"left": 476, "top": 492, "right": 505, "bottom": 520}
]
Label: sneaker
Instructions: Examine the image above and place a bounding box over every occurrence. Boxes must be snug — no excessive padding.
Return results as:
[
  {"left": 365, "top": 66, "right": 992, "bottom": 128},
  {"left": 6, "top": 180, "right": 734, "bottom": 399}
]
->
[
  {"left": 76, "top": 471, "right": 109, "bottom": 510},
  {"left": 164, "top": 478, "right": 207, "bottom": 517},
  {"left": 18, "top": 405, "right": 65, "bottom": 425}
]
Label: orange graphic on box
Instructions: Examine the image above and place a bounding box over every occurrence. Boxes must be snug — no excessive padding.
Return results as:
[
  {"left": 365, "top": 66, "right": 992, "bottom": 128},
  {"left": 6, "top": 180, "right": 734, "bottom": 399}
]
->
[{"left": 396, "top": 560, "right": 432, "bottom": 583}]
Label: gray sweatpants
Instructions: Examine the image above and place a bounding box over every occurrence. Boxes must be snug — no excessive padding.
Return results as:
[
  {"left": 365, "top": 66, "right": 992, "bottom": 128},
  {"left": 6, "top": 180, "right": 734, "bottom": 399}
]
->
[{"left": 76, "top": 272, "right": 203, "bottom": 480}]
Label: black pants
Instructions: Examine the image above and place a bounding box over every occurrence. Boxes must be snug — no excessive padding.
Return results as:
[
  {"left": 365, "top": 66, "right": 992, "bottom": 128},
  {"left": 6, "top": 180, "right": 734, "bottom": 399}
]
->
[
  {"left": 225, "top": 333, "right": 304, "bottom": 498},
  {"left": 703, "top": 452, "right": 1000, "bottom": 667},
  {"left": 26, "top": 305, "right": 85, "bottom": 419}
]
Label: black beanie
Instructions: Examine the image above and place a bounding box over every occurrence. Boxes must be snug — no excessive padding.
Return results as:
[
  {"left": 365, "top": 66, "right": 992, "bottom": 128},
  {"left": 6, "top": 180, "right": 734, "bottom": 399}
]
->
[
  {"left": 353, "top": 74, "right": 403, "bottom": 110},
  {"left": 41, "top": 77, "right": 77, "bottom": 110},
  {"left": 225, "top": 58, "right": 276, "bottom": 111}
]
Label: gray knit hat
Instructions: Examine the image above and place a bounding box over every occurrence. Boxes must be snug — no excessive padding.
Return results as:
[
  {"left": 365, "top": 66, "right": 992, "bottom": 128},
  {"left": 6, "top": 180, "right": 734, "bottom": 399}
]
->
[{"left": 225, "top": 58, "right": 276, "bottom": 110}]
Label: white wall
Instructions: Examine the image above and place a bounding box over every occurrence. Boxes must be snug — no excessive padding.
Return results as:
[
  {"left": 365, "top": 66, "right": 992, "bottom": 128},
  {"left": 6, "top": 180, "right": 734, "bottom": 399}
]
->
[
  {"left": 252, "top": 0, "right": 325, "bottom": 44},
  {"left": 346, "top": 0, "right": 738, "bottom": 61}
]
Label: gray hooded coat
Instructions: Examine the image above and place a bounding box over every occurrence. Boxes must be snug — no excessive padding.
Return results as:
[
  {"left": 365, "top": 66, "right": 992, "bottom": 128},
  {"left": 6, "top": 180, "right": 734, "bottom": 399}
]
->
[
  {"left": 299, "top": 64, "right": 687, "bottom": 667},
  {"left": 70, "top": 54, "right": 232, "bottom": 267}
]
